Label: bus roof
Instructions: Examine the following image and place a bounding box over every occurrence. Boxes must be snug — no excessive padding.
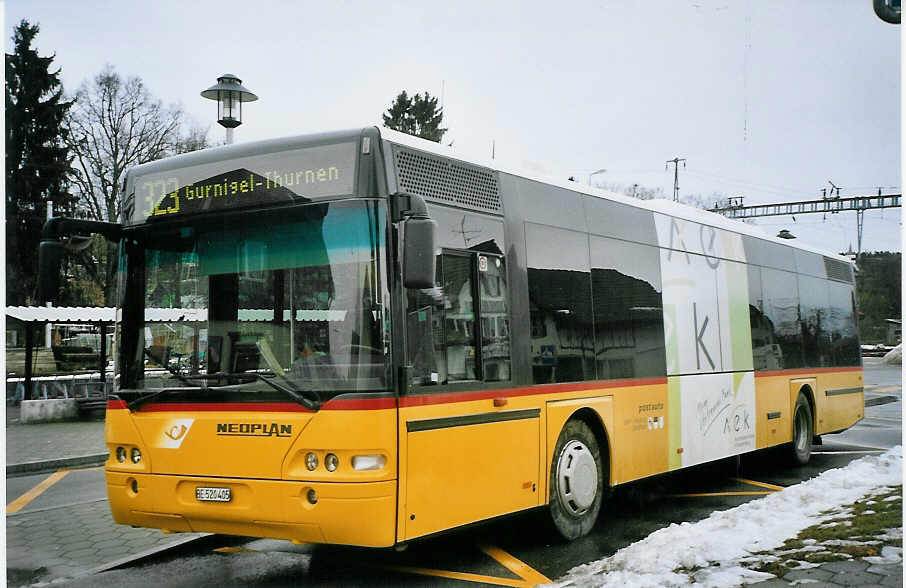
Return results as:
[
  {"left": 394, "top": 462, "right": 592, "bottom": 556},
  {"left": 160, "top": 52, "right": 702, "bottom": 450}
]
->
[
  {"left": 127, "top": 125, "right": 852, "bottom": 266},
  {"left": 378, "top": 126, "right": 855, "bottom": 266}
]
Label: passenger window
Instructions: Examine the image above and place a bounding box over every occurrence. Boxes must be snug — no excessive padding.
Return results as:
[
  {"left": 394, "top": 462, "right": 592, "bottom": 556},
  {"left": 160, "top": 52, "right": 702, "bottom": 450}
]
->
[
  {"left": 406, "top": 251, "right": 510, "bottom": 386},
  {"left": 479, "top": 254, "right": 510, "bottom": 382}
]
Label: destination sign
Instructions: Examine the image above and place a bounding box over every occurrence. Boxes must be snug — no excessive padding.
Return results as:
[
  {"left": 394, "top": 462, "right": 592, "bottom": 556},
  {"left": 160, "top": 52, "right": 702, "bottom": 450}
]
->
[{"left": 129, "top": 142, "right": 356, "bottom": 224}]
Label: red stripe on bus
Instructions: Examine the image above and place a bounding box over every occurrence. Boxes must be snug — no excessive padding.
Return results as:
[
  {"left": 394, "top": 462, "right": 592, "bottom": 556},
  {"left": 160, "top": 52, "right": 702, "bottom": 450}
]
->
[
  {"left": 105, "top": 369, "right": 857, "bottom": 412},
  {"left": 107, "top": 397, "right": 398, "bottom": 412},
  {"left": 105, "top": 378, "right": 666, "bottom": 412},
  {"left": 754, "top": 366, "right": 862, "bottom": 378}
]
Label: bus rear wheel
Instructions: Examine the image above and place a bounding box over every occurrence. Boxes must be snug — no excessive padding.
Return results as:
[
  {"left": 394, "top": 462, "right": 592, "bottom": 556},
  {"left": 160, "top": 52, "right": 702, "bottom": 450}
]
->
[
  {"left": 791, "top": 394, "right": 813, "bottom": 465},
  {"left": 548, "top": 420, "right": 604, "bottom": 540}
]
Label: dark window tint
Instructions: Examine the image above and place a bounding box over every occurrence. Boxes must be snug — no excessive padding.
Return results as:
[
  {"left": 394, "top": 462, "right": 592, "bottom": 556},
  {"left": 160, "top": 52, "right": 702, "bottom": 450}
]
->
[
  {"left": 478, "top": 254, "right": 510, "bottom": 381},
  {"left": 583, "top": 197, "right": 658, "bottom": 246},
  {"left": 795, "top": 250, "right": 825, "bottom": 279},
  {"left": 827, "top": 281, "right": 860, "bottom": 366},
  {"left": 406, "top": 251, "right": 511, "bottom": 386},
  {"left": 760, "top": 268, "right": 803, "bottom": 369},
  {"left": 525, "top": 224, "right": 594, "bottom": 383},
  {"left": 590, "top": 236, "right": 666, "bottom": 380},
  {"left": 749, "top": 265, "right": 783, "bottom": 371},
  {"left": 406, "top": 253, "right": 475, "bottom": 385},
  {"left": 742, "top": 236, "right": 796, "bottom": 272},
  {"left": 798, "top": 275, "right": 832, "bottom": 367}
]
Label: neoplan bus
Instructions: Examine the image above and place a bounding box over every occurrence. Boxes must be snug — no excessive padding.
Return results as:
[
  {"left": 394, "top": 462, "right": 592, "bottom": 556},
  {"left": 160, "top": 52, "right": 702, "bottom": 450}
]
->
[{"left": 39, "top": 127, "right": 863, "bottom": 546}]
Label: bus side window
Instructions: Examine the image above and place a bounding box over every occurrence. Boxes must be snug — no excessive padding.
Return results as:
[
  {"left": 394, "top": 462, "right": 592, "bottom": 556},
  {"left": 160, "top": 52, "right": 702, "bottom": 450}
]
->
[
  {"left": 478, "top": 255, "right": 510, "bottom": 382},
  {"left": 406, "top": 251, "right": 511, "bottom": 386}
]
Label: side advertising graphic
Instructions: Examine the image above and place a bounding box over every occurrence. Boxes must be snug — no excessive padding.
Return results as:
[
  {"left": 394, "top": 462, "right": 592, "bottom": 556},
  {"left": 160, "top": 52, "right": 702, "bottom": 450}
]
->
[{"left": 655, "top": 215, "right": 755, "bottom": 468}]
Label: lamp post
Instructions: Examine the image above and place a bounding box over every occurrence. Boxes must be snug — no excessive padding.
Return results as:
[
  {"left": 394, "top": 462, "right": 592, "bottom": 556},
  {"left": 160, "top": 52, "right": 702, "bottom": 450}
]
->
[
  {"left": 201, "top": 74, "right": 258, "bottom": 145},
  {"left": 588, "top": 168, "right": 607, "bottom": 187}
]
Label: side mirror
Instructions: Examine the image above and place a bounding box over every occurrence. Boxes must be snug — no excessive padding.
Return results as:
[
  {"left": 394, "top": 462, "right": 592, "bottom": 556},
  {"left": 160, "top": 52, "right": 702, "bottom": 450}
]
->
[
  {"left": 403, "top": 217, "right": 437, "bottom": 289},
  {"left": 38, "top": 240, "right": 64, "bottom": 303}
]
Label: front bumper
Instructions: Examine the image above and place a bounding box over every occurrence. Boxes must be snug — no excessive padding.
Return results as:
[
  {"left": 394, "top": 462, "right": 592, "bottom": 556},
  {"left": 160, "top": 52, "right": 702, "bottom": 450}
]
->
[{"left": 106, "top": 471, "right": 397, "bottom": 547}]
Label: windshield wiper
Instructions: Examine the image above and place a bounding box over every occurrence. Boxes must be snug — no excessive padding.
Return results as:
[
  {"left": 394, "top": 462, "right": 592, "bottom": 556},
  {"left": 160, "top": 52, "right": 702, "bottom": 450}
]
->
[
  {"left": 127, "top": 387, "right": 178, "bottom": 410},
  {"left": 236, "top": 372, "right": 321, "bottom": 411},
  {"left": 126, "top": 372, "right": 321, "bottom": 411}
]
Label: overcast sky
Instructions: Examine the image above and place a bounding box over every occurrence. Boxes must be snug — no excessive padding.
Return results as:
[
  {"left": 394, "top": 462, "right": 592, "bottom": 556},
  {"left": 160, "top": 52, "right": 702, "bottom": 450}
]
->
[{"left": 5, "top": 0, "right": 901, "bottom": 253}]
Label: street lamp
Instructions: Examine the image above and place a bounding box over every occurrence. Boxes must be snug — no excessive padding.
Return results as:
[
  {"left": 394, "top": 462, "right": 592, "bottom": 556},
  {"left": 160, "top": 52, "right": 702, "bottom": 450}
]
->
[
  {"left": 200, "top": 74, "right": 258, "bottom": 145},
  {"left": 589, "top": 168, "right": 607, "bottom": 186}
]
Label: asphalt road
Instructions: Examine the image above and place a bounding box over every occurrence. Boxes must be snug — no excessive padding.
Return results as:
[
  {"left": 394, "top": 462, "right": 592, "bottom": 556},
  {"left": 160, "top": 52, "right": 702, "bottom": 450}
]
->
[{"left": 25, "top": 360, "right": 903, "bottom": 587}]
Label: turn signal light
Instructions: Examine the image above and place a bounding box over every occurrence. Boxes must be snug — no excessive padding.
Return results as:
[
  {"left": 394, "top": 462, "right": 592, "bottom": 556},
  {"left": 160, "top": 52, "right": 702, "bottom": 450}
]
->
[{"left": 115, "top": 447, "right": 127, "bottom": 463}]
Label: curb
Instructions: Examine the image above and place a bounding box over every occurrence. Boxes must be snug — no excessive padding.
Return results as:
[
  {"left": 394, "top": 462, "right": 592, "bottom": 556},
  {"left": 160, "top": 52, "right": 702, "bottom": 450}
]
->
[
  {"left": 7, "top": 453, "right": 107, "bottom": 477},
  {"left": 88, "top": 533, "right": 214, "bottom": 575}
]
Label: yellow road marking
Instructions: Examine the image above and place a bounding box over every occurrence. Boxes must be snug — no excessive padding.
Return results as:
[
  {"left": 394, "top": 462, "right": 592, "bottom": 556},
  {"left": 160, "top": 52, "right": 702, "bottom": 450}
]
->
[
  {"left": 732, "top": 477, "right": 784, "bottom": 491},
  {"left": 213, "top": 547, "right": 259, "bottom": 553},
  {"left": 379, "top": 564, "right": 529, "bottom": 587},
  {"left": 480, "top": 543, "right": 552, "bottom": 586},
  {"left": 673, "top": 491, "right": 775, "bottom": 497},
  {"left": 7, "top": 470, "right": 71, "bottom": 514}
]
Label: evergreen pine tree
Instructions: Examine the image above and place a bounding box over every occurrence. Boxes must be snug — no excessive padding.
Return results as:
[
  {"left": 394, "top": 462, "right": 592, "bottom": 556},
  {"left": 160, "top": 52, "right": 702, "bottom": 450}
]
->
[
  {"left": 6, "top": 20, "right": 75, "bottom": 305},
  {"left": 382, "top": 90, "right": 447, "bottom": 143}
]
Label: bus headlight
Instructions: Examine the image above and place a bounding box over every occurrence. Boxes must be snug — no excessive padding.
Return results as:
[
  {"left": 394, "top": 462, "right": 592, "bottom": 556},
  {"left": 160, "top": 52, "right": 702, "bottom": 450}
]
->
[
  {"left": 116, "top": 447, "right": 127, "bottom": 463},
  {"left": 305, "top": 452, "right": 318, "bottom": 471},
  {"left": 130, "top": 448, "right": 142, "bottom": 464},
  {"left": 325, "top": 453, "right": 339, "bottom": 472},
  {"left": 352, "top": 455, "right": 386, "bottom": 471}
]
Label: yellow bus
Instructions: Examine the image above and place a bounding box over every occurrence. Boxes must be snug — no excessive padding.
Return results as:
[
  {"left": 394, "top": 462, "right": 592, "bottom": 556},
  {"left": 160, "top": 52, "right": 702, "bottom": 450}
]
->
[{"left": 40, "top": 126, "right": 863, "bottom": 546}]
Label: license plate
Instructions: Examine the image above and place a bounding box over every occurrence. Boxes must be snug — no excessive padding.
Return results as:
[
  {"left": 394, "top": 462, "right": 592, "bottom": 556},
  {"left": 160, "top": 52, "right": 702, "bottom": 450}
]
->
[{"left": 196, "top": 487, "right": 232, "bottom": 502}]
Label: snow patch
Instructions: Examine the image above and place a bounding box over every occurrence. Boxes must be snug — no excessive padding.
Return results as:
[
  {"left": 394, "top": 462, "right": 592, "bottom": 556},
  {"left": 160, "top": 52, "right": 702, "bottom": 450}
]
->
[
  {"left": 863, "top": 545, "right": 902, "bottom": 565},
  {"left": 555, "top": 447, "right": 902, "bottom": 588}
]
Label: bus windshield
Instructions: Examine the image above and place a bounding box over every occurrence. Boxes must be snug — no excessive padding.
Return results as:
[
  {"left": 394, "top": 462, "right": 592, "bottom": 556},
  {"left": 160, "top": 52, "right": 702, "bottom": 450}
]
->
[{"left": 115, "top": 199, "right": 390, "bottom": 403}]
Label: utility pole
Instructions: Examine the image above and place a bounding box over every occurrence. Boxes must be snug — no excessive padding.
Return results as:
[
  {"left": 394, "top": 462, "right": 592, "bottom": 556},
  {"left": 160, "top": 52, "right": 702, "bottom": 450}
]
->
[{"left": 666, "top": 157, "right": 686, "bottom": 202}]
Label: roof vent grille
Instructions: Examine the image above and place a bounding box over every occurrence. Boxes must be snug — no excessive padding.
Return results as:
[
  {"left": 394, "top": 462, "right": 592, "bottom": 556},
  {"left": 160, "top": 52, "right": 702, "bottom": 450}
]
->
[
  {"left": 824, "top": 256, "right": 854, "bottom": 283},
  {"left": 394, "top": 148, "right": 500, "bottom": 213}
]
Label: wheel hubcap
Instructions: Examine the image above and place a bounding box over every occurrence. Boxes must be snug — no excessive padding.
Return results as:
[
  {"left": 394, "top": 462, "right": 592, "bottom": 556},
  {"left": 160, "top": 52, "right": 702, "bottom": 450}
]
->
[{"left": 557, "top": 440, "right": 597, "bottom": 515}]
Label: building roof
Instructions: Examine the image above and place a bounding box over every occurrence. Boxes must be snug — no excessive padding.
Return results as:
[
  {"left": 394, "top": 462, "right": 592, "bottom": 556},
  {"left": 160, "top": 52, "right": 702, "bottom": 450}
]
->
[{"left": 5, "top": 307, "right": 346, "bottom": 323}]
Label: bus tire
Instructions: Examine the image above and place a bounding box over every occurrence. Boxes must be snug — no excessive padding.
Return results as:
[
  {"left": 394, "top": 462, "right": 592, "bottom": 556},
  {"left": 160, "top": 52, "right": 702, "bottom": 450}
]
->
[
  {"left": 791, "top": 394, "right": 813, "bottom": 465},
  {"left": 548, "top": 420, "right": 604, "bottom": 541}
]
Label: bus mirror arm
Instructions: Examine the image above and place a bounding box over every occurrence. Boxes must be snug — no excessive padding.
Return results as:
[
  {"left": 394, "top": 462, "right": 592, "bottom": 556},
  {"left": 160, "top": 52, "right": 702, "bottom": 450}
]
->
[
  {"left": 38, "top": 217, "right": 124, "bottom": 304},
  {"left": 394, "top": 193, "right": 437, "bottom": 290}
]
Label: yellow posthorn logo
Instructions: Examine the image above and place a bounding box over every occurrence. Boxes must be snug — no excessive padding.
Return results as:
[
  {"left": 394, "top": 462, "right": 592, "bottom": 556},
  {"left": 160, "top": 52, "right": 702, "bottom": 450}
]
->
[{"left": 165, "top": 424, "right": 188, "bottom": 441}]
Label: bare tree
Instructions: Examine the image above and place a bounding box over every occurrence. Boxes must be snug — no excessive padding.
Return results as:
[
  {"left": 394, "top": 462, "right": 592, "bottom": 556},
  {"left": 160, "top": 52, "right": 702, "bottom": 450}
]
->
[{"left": 66, "top": 65, "right": 208, "bottom": 303}]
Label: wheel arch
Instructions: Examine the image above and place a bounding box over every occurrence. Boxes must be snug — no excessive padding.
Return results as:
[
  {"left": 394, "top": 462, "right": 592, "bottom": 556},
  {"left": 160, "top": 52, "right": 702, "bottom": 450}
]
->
[
  {"left": 797, "top": 384, "right": 816, "bottom": 435},
  {"left": 545, "top": 399, "right": 614, "bottom": 498}
]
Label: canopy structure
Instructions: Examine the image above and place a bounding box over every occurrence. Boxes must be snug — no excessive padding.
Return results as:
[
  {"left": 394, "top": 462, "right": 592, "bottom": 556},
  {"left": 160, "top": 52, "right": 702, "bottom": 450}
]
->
[{"left": 5, "top": 306, "right": 347, "bottom": 401}]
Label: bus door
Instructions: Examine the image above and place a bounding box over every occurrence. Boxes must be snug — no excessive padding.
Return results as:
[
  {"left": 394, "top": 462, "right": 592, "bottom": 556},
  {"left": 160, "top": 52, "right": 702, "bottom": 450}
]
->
[{"left": 399, "top": 251, "right": 540, "bottom": 540}]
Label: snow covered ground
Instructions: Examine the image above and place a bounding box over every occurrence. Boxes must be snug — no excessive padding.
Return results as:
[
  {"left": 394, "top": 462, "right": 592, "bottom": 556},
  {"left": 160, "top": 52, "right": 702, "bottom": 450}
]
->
[{"left": 553, "top": 447, "right": 903, "bottom": 587}]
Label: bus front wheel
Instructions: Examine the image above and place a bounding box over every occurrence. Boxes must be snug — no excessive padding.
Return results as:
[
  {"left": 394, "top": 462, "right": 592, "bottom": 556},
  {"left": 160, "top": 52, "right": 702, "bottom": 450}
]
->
[
  {"left": 548, "top": 420, "right": 604, "bottom": 540},
  {"left": 791, "top": 394, "right": 813, "bottom": 465}
]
